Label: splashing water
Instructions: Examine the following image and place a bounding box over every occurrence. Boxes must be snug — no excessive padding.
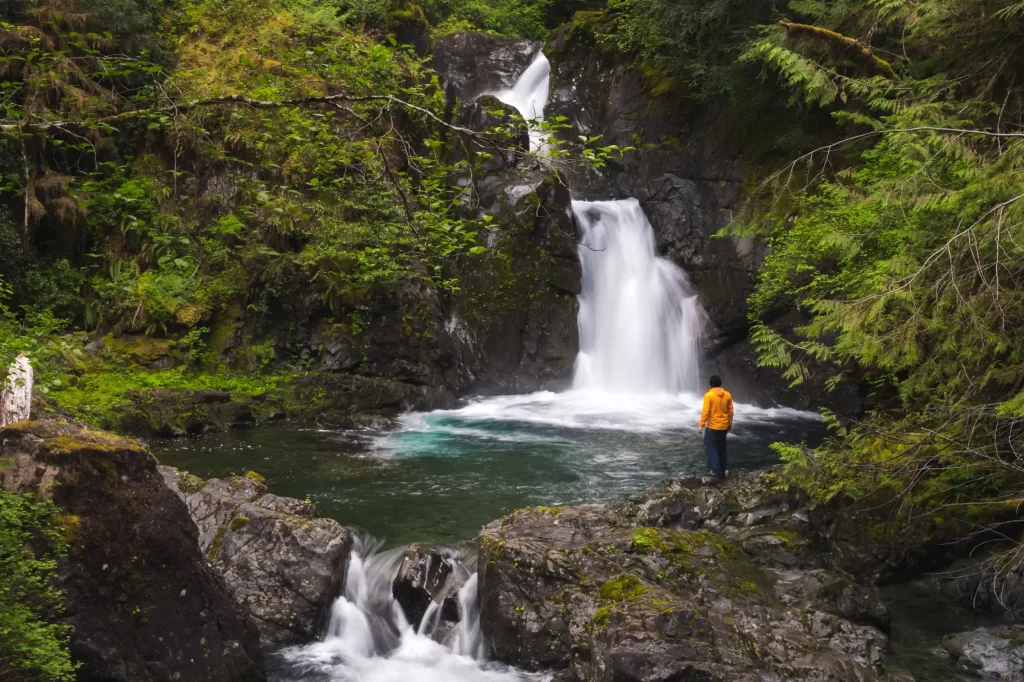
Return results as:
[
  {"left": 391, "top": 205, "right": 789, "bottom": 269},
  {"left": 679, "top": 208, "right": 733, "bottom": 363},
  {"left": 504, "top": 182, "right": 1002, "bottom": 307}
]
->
[
  {"left": 0, "top": 354, "right": 33, "bottom": 427},
  {"left": 276, "top": 537, "right": 547, "bottom": 682},
  {"left": 491, "top": 51, "right": 551, "bottom": 153},
  {"left": 572, "top": 199, "right": 707, "bottom": 394}
]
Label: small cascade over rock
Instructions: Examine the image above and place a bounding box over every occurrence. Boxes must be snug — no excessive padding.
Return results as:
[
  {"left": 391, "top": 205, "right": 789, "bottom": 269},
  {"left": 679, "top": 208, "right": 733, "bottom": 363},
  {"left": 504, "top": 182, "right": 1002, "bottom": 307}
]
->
[
  {"left": 491, "top": 50, "right": 551, "bottom": 153},
  {"left": 572, "top": 199, "right": 707, "bottom": 394},
  {"left": 0, "top": 354, "right": 32, "bottom": 427},
  {"left": 277, "top": 535, "right": 543, "bottom": 681}
]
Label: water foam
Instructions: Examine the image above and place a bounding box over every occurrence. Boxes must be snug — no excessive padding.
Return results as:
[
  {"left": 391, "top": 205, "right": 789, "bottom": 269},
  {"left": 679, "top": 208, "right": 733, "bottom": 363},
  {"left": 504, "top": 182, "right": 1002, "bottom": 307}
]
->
[{"left": 277, "top": 537, "right": 547, "bottom": 682}]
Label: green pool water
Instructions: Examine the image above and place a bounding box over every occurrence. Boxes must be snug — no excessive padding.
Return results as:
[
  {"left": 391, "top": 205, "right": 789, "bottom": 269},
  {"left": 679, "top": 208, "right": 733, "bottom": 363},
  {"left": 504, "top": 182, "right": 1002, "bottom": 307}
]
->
[{"left": 151, "top": 389, "right": 824, "bottom": 545}]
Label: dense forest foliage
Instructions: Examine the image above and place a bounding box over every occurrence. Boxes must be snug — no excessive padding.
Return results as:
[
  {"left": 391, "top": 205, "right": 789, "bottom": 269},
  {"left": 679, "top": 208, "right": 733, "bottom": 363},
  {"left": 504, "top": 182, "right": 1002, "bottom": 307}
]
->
[{"left": 2, "top": 0, "right": 1024, "bottom": 677}]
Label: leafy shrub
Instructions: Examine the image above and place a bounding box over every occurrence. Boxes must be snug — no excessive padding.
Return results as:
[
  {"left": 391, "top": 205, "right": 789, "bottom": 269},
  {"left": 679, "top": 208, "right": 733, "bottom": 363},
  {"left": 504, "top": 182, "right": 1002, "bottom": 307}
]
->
[{"left": 0, "top": 492, "right": 77, "bottom": 681}]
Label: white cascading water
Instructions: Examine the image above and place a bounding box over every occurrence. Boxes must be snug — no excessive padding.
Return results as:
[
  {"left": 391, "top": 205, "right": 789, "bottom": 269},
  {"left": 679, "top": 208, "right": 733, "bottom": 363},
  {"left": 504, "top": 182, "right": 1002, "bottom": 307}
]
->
[
  {"left": 572, "top": 199, "right": 707, "bottom": 394},
  {"left": 491, "top": 51, "right": 551, "bottom": 153},
  {"left": 0, "top": 354, "right": 33, "bottom": 427},
  {"left": 278, "top": 537, "right": 543, "bottom": 682}
]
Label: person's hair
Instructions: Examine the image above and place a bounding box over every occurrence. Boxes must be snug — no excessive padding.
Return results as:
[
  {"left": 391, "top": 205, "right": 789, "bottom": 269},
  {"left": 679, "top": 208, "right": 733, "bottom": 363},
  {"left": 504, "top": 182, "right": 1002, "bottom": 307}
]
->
[{"left": 709, "top": 375, "right": 722, "bottom": 388}]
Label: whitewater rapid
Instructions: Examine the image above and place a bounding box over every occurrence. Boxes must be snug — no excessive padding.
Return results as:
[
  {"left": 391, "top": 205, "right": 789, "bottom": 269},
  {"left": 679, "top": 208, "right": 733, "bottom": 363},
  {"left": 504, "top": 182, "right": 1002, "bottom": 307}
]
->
[{"left": 276, "top": 537, "right": 547, "bottom": 682}]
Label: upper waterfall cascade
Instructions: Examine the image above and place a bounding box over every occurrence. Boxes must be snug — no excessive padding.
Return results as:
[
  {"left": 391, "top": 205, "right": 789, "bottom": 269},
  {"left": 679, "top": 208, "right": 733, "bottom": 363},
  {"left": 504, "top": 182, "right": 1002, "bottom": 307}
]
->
[
  {"left": 491, "top": 51, "right": 551, "bottom": 153},
  {"left": 572, "top": 199, "right": 707, "bottom": 395}
]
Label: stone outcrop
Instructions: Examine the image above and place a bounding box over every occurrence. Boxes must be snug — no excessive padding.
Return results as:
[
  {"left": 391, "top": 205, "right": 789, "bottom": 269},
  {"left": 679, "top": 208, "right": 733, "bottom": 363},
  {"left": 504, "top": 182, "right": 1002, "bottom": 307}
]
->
[
  {"left": 618, "top": 470, "right": 984, "bottom": 587},
  {"left": 0, "top": 420, "right": 264, "bottom": 682},
  {"left": 478, "top": 504, "right": 889, "bottom": 681},
  {"left": 432, "top": 32, "right": 541, "bottom": 103},
  {"left": 160, "top": 466, "right": 353, "bottom": 644},
  {"left": 116, "top": 387, "right": 255, "bottom": 437}
]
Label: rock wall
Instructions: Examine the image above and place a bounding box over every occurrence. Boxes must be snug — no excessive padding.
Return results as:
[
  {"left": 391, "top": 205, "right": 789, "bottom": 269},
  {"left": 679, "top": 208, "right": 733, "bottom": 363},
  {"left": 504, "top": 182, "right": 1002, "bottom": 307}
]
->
[
  {"left": 0, "top": 421, "right": 265, "bottom": 682},
  {"left": 544, "top": 20, "right": 856, "bottom": 411}
]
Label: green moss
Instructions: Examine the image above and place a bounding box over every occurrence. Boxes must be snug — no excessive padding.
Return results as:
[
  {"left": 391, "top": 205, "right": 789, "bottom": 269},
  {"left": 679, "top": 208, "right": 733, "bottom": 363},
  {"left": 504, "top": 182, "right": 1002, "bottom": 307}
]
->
[
  {"left": 228, "top": 515, "right": 249, "bottom": 531},
  {"left": 631, "top": 527, "right": 662, "bottom": 554},
  {"left": 208, "top": 526, "right": 226, "bottom": 561},
  {"left": 245, "top": 471, "right": 266, "bottom": 486},
  {"left": 177, "top": 471, "right": 205, "bottom": 494},
  {"left": 102, "top": 334, "right": 173, "bottom": 365},
  {"left": 597, "top": 574, "right": 651, "bottom": 602},
  {"left": 770, "top": 528, "right": 801, "bottom": 549}
]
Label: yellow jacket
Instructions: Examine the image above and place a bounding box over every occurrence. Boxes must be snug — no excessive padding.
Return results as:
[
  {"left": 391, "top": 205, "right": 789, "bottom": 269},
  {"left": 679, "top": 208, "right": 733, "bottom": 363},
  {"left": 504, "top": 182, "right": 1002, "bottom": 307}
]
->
[{"left": 700, "top": 387, "right": 734, "bottom": 431}]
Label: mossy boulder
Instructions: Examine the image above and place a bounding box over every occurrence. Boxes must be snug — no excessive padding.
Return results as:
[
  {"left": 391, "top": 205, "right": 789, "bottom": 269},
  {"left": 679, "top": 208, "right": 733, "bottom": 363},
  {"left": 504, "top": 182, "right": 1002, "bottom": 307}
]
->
[
  {"left": 0, "top": 420, "right": 264, "bottom": 682},
  {"left": 478, "top": 504, "right": 888, "bottom": 681}
]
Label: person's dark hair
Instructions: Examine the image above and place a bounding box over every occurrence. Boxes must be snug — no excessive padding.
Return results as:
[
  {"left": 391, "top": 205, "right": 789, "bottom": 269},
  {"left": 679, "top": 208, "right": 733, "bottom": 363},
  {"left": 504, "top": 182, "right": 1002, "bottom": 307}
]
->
[{"left": 709, "top": 375, "right": 722, "bottom": 388}]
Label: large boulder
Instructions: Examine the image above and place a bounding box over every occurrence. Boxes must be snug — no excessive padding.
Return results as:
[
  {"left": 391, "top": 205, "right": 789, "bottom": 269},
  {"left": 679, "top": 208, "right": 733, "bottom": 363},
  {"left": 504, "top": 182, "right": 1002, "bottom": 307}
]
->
[
  {"left": 160, "top": 466, "right": 353, "bottom": 644},
  {"left": 0, "top": 420, "right": 264, "bottom": 682},
  {"left": 478, "top": 505, "right": 888, "bottom": 681},
  {"left": 942, "top": 625, "right": 1024, "bottom": 678}
]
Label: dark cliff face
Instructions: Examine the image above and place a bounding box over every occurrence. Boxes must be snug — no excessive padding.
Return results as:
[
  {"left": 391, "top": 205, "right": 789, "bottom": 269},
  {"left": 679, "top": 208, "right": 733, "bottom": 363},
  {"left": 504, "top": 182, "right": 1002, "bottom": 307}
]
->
[
  {"left": 0, "top": 421, "right": 265, "bottom": 682},
  {"left": 432, "top": 32, "right": 542, "bottom": 104}
]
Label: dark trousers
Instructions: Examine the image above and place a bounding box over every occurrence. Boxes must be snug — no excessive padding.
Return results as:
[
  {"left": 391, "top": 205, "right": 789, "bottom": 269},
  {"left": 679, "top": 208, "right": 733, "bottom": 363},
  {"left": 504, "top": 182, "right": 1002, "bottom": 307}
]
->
[{"left": 704, "top": 428, "right": 728, "bottom": 476}]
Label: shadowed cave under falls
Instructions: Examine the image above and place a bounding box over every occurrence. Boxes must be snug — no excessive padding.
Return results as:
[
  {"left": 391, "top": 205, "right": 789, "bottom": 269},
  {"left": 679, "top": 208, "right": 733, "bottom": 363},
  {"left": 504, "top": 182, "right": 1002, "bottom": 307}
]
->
[{"left": 154, "top": 48, "right": 826, "bottom": 682}]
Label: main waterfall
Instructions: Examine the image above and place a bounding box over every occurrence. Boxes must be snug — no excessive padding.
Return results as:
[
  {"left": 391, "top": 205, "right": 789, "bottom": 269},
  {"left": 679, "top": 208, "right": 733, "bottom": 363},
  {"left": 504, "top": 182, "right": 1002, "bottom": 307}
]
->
[{"left": 572, "top": 199, "right": 706, "bottom": 394}]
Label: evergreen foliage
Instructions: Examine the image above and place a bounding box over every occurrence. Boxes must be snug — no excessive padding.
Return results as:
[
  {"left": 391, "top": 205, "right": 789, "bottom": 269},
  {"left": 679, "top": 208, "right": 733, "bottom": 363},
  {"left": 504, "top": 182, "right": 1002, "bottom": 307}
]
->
[{"left": 736, "top": 0, "right": 1024, "bottom": 552}]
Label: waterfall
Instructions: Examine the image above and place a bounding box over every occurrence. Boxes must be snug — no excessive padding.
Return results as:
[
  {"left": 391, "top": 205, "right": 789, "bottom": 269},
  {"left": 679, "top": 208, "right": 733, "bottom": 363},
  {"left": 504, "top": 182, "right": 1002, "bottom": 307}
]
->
[
  {"left": 491, "top": 52, "right": 707, "bottom": 395},
  {"left": 491, "top": 51, "right": 551, "bottom": 153},
  {"left": 572, "top": 199, "right": 707, "bottom": 394},
  {"left": 0, "top": 354, "right": 33, "bottom": 427},
  {"left": 278, "top": 536, "right": 542, "bottom": 681}
]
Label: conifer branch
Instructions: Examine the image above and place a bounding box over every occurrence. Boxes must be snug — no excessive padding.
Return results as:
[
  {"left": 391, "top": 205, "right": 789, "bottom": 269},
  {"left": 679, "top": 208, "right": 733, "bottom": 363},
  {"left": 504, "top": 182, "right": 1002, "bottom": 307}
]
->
[{"left": 779, "top": 20, "right": 897, "bottom": 79}]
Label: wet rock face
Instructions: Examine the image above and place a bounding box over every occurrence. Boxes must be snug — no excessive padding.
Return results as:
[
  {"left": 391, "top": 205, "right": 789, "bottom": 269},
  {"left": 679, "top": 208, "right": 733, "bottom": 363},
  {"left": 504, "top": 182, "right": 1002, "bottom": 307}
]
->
[
  {"left": 392, "top": 544, "right": 463, "bottom": 628},
  {"left": 0, "top": 421, "right": 265, "bottom": 682},
  {"left": 478, "top": 504, "right": 888, "bottom": 681},
  {"left": 161, "top": 466, "right": 353, "bottom": 644},
  {"left": 943, "top": 625, "right": 1024, "bottom": 678},
  {"left": 392, "top": 544, "right": 467, "bottom": 643}
]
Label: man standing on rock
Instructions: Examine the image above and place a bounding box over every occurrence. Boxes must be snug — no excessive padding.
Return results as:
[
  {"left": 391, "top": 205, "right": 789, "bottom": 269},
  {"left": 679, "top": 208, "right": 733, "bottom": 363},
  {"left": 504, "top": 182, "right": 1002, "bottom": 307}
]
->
[{"left": 698, "top": 375, "right": 733, "bottom": 480}]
